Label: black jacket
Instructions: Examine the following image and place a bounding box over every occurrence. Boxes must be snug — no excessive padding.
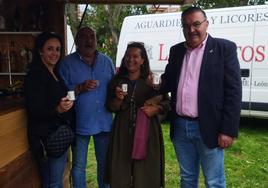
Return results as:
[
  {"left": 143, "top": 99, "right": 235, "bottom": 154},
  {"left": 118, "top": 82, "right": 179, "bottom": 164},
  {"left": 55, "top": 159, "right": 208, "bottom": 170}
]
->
[{"left": 24, "top": 61, "right": 75, "bottom": 157}]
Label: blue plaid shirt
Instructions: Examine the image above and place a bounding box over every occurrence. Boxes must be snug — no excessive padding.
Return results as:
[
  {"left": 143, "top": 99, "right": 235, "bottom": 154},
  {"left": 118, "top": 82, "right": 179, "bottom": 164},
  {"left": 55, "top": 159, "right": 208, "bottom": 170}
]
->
[{"left": 59, "top": 52, "right": 115, "bottom": 135}]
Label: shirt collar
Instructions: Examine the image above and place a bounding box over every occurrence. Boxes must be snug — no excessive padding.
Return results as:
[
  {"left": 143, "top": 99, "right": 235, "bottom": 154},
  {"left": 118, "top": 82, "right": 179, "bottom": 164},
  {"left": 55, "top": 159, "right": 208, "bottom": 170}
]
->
[{"left": 76, "top": 50, "right": 98, "bottom": 66}]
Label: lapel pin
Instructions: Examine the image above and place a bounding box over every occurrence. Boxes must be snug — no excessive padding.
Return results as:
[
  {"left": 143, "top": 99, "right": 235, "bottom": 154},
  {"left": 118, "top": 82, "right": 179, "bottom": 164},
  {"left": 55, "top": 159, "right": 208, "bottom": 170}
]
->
[{"left": 209, "top": 49, "right": 213, "bottom": 53}]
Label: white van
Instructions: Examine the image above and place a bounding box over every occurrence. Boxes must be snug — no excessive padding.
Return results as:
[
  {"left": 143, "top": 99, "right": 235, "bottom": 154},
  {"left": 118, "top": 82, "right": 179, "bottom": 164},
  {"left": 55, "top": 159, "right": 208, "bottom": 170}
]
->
[{"left": 116, "top": 5, "right": 268, "bottom": 118}]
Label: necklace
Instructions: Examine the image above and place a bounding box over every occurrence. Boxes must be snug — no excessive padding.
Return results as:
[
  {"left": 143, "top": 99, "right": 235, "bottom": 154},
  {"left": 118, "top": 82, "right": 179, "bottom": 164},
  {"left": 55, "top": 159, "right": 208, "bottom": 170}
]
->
[{"left": 129, "top": 81, "right": 137, "bottom": 133}]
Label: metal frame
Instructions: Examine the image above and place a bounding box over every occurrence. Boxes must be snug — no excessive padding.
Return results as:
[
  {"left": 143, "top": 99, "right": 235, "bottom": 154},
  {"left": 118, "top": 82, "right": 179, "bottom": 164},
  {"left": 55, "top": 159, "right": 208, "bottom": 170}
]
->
[{"left": 58, "top": 0, "right": 192, "bottom": 5}]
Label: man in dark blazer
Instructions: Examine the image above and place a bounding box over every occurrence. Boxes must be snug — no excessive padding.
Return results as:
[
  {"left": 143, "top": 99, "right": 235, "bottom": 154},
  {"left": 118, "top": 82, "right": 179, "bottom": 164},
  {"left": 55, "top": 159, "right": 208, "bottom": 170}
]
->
[{"left": 160, "top": 6, "right": 242, "bottom": 188}]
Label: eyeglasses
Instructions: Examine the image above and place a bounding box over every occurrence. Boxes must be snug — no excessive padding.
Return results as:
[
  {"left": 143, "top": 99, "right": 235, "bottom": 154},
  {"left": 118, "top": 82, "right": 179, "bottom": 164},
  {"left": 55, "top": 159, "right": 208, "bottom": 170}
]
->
[{"left": 181, "top": 19, "right": 207, "bottom": 30}]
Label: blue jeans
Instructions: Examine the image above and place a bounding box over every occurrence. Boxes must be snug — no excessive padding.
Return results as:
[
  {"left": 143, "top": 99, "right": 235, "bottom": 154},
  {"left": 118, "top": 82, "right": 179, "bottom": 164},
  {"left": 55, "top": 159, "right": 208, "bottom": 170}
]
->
[
  {"left": 172, "top": 117, "right": 226, "bottom": 188},
  {"left": 38, "top": 151, "right": 68, "bottom": 188},
  {"left": 71, "top": 132, "right": 110, "bottom": 188}
]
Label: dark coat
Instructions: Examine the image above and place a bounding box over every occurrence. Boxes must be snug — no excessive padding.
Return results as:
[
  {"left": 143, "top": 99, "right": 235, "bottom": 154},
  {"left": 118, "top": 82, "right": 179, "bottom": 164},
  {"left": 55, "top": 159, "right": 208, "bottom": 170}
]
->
[
  {"left": 105, "top": 76, "right": 169, "bottom": 188},
  {"left": 24, "top": 61, "right": 74, "bottom": 159},
  {"left": 160, "top": 35, "right": 242, "bottom": 148}
]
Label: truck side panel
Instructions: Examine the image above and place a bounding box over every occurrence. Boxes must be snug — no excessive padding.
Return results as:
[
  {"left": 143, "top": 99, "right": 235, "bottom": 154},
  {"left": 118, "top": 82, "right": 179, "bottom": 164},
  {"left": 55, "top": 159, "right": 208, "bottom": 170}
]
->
[{"left": 116, "top": 5, "right": 268, "bottom": 118}]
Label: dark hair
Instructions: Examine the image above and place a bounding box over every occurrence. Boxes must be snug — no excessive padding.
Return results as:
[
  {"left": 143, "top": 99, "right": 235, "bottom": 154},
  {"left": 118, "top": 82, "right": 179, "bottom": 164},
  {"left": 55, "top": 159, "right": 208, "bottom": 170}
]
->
[
  {"left": 31, "top": 31, "right": 63, "bottom": 66},
  {"left": 181, "top": 6, "right": 207, "bottom": 20},
  {"left": 118, "top": 42, "right": 150, "bottom": 80}
]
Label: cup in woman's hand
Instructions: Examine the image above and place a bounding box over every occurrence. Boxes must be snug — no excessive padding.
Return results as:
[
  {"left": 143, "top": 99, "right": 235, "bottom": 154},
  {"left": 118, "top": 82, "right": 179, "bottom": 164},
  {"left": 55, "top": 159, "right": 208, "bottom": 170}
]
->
[
  {"left": 121, "top": 84, "right": 128, "bottom": 92},
  {"left": 152, "top": 73, "right": 160, "bottom": 85},
  {"left": 67, "top": 91, "right": 75, "bottom": 101}
]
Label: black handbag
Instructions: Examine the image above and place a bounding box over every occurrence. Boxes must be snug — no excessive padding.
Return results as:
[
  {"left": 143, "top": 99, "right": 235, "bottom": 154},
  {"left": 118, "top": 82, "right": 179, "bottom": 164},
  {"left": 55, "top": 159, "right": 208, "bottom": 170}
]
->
[{"left": 41, "top": 124, "right": 74, "bottom": 158}]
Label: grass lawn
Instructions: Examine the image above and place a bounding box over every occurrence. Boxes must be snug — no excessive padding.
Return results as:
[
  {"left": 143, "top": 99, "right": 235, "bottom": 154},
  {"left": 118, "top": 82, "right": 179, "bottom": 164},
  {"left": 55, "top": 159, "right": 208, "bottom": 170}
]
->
[{"left": 86, "top": 119, "right": 268, "bottom": 188}]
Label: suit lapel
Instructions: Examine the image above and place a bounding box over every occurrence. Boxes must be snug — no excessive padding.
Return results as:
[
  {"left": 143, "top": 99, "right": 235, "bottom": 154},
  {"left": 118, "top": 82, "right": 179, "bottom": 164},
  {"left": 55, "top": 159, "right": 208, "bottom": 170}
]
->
[
  {"left": 200, "top": 35, "right": 215, "bottom": 80},
  {"left": 174, "top": 45, "right": 187, "bottom": 86}
]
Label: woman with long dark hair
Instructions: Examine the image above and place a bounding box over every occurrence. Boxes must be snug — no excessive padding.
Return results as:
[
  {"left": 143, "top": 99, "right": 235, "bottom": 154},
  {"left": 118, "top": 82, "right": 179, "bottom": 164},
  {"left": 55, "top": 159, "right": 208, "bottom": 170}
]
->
[
  {"left": 105, "top": 42, "right": 169, "bottom": 188},
  {"left": 24, "top": 32, "right": 74, "bottom": 188}
]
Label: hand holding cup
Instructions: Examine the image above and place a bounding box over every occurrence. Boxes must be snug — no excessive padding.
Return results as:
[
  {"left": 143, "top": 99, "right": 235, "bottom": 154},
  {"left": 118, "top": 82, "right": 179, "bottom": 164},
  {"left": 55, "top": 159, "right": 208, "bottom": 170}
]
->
[
  {"left": 67, "top": 91, "right": 75, "bottom": 101},
  {"left": 115, "top": 84, "right": 128, "bottom": 100},
  {"left": 83, "top": 79, "right": 99, "bottom": 91},
  {"left": 57, "top": 97, "right": 74, "bottom": 113}
]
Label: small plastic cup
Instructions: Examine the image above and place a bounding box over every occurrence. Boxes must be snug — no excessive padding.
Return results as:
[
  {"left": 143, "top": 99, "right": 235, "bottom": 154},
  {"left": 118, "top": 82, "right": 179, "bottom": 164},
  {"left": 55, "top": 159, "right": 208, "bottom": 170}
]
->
[
  {"left": 121, "top": 84, "right": 128, "bottom": 92},
  {"left": 67, "top": 91, "right": 75, "bottom": 101},
  {"left": 153, "top": 73, "right": 160, "bottom": 85},
  {"left": 95, "top": 80, "right": 99, "bottom": 87}
]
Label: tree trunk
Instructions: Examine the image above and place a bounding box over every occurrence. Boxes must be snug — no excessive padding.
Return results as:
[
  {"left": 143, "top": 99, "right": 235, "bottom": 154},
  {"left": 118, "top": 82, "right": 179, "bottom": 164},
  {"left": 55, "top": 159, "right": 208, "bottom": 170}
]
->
[
  {"left": 104, "top": 5, "right": 123, "bottom": 47},
  {"left": 66, "top": 4, "right": 79, "bottom": 36}
]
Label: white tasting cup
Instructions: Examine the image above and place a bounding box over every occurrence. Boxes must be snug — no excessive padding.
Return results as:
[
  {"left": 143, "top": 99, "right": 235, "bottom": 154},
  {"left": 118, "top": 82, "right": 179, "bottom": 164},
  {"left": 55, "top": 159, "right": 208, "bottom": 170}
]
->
[
  {"left": 153, "top": 74, "right": 160, "bottom": 85},
  {"left": 121, "top": 84, "right": 128, "bottom": 92},
  {"left": 67, "top": 91, "right": 75, "bottom": 101}
]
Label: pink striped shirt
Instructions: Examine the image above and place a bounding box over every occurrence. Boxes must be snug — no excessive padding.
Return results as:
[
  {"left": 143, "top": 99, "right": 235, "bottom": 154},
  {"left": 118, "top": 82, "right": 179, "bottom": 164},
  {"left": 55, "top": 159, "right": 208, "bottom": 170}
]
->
[{"left": 176, "top": 35, "right": 208, "bottom": 118}]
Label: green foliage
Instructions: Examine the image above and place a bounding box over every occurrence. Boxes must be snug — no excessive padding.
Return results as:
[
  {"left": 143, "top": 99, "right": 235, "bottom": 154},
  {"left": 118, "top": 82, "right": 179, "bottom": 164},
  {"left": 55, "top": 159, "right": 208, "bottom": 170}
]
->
[
  {"left": 65, "top": 4, "right": 79, "bottom": 36},
  {"left": 248, "top": 0, "right": 267, "bottom": 5},
  {"left": 80, "top": 5, "right": 148, "bottom": 63},
  {"left": 195, "top": 0, "right": 242, "bottom": 8},
  {"left": 194, "top": 0, "right": 266, "bottom": 9}
]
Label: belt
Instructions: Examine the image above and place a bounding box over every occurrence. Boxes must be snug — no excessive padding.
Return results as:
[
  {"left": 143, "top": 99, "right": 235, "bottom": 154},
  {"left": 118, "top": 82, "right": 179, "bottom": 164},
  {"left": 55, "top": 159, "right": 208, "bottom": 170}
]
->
[{"left": 177, "top": 114, "right": 199, "bottom": 121}]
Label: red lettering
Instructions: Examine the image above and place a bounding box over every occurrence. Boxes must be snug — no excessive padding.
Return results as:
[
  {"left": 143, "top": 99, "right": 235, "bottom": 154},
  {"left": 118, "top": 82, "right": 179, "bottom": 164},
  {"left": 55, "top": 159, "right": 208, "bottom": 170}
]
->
[
  {"left": 158, "top": 44, "right": 168, "bottom": 61},
  {"left": 242, "top": 46, "right": 254, "bottom": 63},
  {"left": 255, "top": 45, "right": 265, "bottom": 62},
  {"left": 237, "top": 45, "right": 266, "bottom": 63}
]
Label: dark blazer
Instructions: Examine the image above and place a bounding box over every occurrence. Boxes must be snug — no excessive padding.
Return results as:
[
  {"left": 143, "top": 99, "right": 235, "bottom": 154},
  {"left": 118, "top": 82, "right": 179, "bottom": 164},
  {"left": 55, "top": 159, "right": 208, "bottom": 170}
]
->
[{"left": 160, "top": 35, "right": 242, "bottom": 148}]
